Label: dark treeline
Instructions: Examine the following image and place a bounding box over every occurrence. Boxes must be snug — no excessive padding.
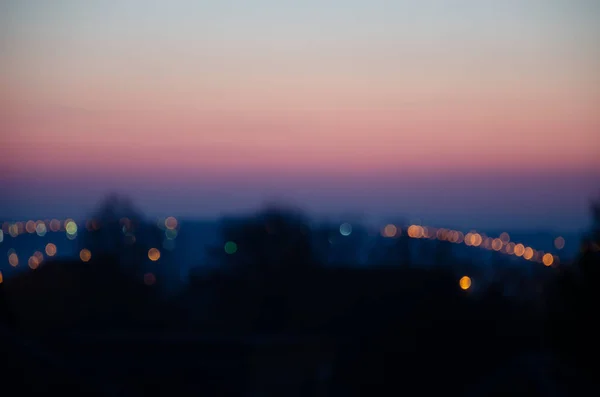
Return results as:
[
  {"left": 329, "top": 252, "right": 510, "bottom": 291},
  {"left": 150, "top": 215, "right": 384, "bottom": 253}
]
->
[{"left": 1, "top": 194, "right": 599, "bottom": 396}]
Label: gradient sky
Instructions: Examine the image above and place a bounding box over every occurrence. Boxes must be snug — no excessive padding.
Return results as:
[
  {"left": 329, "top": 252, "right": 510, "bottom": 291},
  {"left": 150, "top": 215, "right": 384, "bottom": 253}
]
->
[{"left": 1, "top": 0, "right": 599, "bottom": 231}]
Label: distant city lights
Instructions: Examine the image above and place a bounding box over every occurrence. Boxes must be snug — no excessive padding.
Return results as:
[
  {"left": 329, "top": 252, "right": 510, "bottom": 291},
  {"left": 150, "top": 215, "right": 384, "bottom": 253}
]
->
[
  {"left": 28, "top": 255, "right": 40, "bottom": 270},
  {"left": 80, "top": 249, "right": 92, "bottom": 263},
  {"left": 382, "top": 224, "right": 398, "bottom": 238},
  {"left": 65, "top": 220, "right": 78, "bottom": 236},
  {"left": 339, "top": 223, "right": 352, "bottom": 236},
  {"left": 148, "top": 248, "right": 161, "bottom": 261},
  {"left": 224, "top": 241, "right": 238, "bottom": 255},
  {"left": 165, "top": 216, "right": 178, "bottom": 230},
  {"left": 36, "top": 221, "right": 47, "bottom": 237},
  {"left": 459, "top": 276, "right": 472, "bottom": 290},
  {"left": 542, "top": 253, "right": 554, "bottom": 267},
  {"left": 2, "top": 216, "right": 567, "bottom": 273},
  {"left": 45, "top": 243, "right": 57, "bottom": 257},
  {"left": 8, "top": 252, "right": 19, "bottom": 267}
]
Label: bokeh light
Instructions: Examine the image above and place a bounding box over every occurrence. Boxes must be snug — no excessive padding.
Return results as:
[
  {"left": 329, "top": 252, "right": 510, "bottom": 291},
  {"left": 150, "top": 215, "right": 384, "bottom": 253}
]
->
[
  {"left": 148, "top": 248, "right": 161, "bottom": 261},
  {"left": 49, "top": 219, "right": 61, "bottom": 232},
  {"left": 65, "top": 220, "right": 78, "bottom": 236},
  {"left": 471, "top": 233, "right": 482, "bottom": 247},
  {"left": 408, "top": 225, "right": 424, "bottom": 238},
  {"left": 491, "top": 238, "right": 503, "bottom": 251},
  {"left": 165, "top": 216, "right": 178, "bottom": 230},
  {"left": 383, "top": 224, "right": 398, "bottom": 238},
  {"left": 165, "top": 229, "right": 178, "bottom": 240},
  {"left": 339, "top": 223, "right": 352, "bottom": 236},
  {"left": 459, "top": 276, "right": 472, "bottom": 290},
  {"left": 25, "top": 220, "right": 36, "bottom": 234},
  {"left": 8, "top": 252, "right": 18, "bottom": 267},
  {"left": 9, "top": 224, "right": 18, "bottom": 238},
  {"left": 144, "top": 273, "right": 157, "bottom": 286},
  {"left": 45, "top": 243, "right": 57, "bottom": 257},
  {"left": 35, "top": 221, "right": 47, "bottom": 236},
  {"left": 79, "top": 248, "right": 92, "bottom": 262},
  {"left": 514, "top": 244, "right": 525, "bottom": 257},
  {"left": 554, "top": 236, "right": 565, "bottom": 250},
  {"left": 506, "top": 242, "right": 515, "bottom": 255},
  {"left": 28, "top": 255, "right": 40, "bottom": 270},
  {"left": 224, "top": 241, "right": 238, "bottom": 255},
  {"left": 0, "top": 271, "right": 3, "bottom": 284},
  {"left": 542, "top": 253, "right": 554, "bottom": 267}
]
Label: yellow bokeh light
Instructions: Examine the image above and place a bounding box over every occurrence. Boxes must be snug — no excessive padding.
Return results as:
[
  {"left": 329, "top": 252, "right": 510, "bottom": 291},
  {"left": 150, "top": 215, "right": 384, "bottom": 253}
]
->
[
  {"left": 542, "top": 253, "right": 554, "bottom": 267},
  {"left": 9, "top": 224, "right": 18, "bottom": 237},
  {"left": 499, "top": 232, "right": 510, "bottom": 244},
  {"left": 35, "top": 222, "right": 47, "bottom": 236},
  {"left": 514, "top": 244, "right": 525, "bottom": 257},
  {"left": 45, "top": 243, "right": 57, "bottom": 257},
  {"left": 0, "top": 271, "right": 3, "bottom": 284},
  {"left": 65, "top": 220, "right": 78, "bottom": 235},
  {"left": 383, "top": 224, "right": 398, "bottom": 238},
  {"left": 80, "top": 248, "right": 92, "bottom": 262},
  {"left": 523, "top": 247, "right": 534, "bottom": 260},
  {"left": 554, "top": 236, "right": 565, "bottom": 250},
  {"left": 8, "top": 253, "right": 19, "bottom": 267},
  {"left": 459, "top": 276, "right": 472, "bottom": 290},
  {"left": 148, "top": 248, "right": 161, "bottom": 261}
]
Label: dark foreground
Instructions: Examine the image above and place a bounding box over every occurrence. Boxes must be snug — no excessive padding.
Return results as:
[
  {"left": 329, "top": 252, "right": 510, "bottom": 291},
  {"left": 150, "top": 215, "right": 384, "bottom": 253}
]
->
[{"left": 1, "top": 252, "right": 599, "bottom": 397}]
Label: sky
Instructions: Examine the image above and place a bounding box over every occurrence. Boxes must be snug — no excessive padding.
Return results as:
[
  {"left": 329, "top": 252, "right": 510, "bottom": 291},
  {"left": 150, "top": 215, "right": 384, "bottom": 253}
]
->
[{"left": 1, "top": 0, "right": 599, "bottom": 231}]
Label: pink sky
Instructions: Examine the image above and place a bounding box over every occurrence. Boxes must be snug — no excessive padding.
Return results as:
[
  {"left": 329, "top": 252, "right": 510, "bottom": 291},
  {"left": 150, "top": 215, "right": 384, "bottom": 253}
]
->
[{"left": 1, "top": 0, "right": 599, "bottom": 229}]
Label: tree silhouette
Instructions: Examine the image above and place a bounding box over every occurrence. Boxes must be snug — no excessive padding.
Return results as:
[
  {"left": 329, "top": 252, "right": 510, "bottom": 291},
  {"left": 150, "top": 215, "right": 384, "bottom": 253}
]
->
[
  {"left": 215, "top": 204, "right": 317, "bottom": 276},
  {"left": 546, "top": 194, "right": 600, "bottom": 387},
  {"left": 81, "top": 193, "right": 163, "bottom": 279}
]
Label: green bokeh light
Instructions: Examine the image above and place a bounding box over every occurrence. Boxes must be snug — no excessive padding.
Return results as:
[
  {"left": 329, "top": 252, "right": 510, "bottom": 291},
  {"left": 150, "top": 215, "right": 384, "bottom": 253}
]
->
[{"left": 224, "top": 241, "right": 237, "bottom": 255}]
